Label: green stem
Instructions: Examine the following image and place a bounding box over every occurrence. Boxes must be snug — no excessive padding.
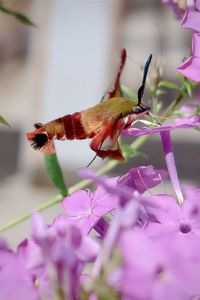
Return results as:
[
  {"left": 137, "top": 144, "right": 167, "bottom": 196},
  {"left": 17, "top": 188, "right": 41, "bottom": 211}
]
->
[
  {"left": 163, "top": 88, "right": 185, "bottom": 118},
  {"left": 0, "top": 194, "right": 63, "bottom": 233}
]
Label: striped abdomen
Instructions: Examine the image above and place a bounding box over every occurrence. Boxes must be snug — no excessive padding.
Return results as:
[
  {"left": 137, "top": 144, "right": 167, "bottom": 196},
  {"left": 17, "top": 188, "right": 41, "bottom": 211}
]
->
[
  {"left": 27, "top": 112, "right": 95, "bottom": 153},
  {"left": 45, "top": 112, "right": 93, "bottom": 141}
]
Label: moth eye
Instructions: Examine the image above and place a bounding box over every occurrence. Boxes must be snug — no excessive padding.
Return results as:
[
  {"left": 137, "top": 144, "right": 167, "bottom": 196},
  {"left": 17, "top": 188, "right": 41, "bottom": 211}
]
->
[{"left": 133, "top": 106, "right": 143, "bottom": 114}]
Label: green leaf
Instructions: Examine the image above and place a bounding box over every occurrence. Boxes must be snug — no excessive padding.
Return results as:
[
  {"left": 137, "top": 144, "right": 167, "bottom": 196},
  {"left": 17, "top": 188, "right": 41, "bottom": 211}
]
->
[
  {"left": 183, "top": 80, "right": 192, "bottom": 97},
  {"left": 0, "top": 115, "right": 10, "bottom": 127},
  {"left": 176, "top": 73, "right": 199, "bottom": 89},
  {"left": 121, "top": 143, "right": 147, "bottom": 161},
  {"left": 195, "top": 106, "right": 200, "bottom": 116},
  {"left": 158, "top": 81, "right": 181, "bottom": 93},
  {"left": 176, "top": 73, "right": 185, "bottom": 82},
  {"left": 0, "top": 5, "right": 36, "bottom": 27},
  {"left": 121, "top": 85, "right": 137, "bottom": 100},
  {"left": 44, "top": 153, "right": 68, "bottom": 197},
  {"left": 195, "top": 127, "right": 200, "bottom": 132},
  {"left": 155, "top": 89, "right": 166, "bottom": 96}
]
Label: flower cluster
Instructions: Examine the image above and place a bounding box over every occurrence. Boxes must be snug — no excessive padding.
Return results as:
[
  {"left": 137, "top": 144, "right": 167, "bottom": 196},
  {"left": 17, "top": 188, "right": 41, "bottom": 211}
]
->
[
  {"left": 163, "top": 0, "right": 200, "bottom": 82},
  {"left": 1, "top": 163, "right": 200, "bottom": 299},
  {"left": 1, "top": 113, "right": 200, "bottom": 299}
]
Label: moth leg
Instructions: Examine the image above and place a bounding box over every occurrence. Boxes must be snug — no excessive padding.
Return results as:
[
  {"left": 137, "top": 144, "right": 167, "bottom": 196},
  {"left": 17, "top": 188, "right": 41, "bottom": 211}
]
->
[
  {"left": 90, "top": 125, "right": 124, "bottom": 160},
  {"left": 131, "top": 119, "right": 159, "bottom": 127}
]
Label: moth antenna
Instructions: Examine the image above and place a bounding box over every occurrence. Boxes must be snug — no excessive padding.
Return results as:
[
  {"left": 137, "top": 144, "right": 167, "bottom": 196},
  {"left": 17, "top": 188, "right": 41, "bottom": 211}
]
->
[
  {"left": 86, "top": 154, "right": 98, "bottom": 168},
  {"left": 137, "top": 54, "right": 153, "bottom": 106}
]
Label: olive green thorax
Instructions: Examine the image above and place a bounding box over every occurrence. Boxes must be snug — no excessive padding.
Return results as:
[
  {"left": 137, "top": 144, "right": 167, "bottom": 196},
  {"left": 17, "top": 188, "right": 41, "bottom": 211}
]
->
[
  {"left": 81, "top": 97, "right": 145, "bottom": 136},
  {"left": 89, "top": 97, "right": 137, "bottom": 119}
]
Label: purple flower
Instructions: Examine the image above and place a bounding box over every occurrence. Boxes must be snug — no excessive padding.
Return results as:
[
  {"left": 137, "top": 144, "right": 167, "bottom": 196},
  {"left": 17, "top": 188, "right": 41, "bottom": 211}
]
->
[
  {"left": 179, "top": 101, "right": 200, "bottom": 116},
  {"left": 160, "top": 130, "right": 184, "bottom": 204},
  {"left": 78, "top": 168, "right": 159, "bottom": 281},
  {"left": 30, "top": 213, "right": 99, "bottom": 299},
  {"left": 177, "top": 33, "right": 200, "bottom": 82},
  {"left": 118, "top": 165, "right": 168, "bottom": 194},
  {"left": 78, "top": 168, "right": 162, "bottom": 211},
  {"left": 181, "top": 0, "right": 200, "bottom": 31},
  {"left": 146, "top": 186, "right": 200, "bottom": 238},
  {"left": 17, "top": 239, "right": 51, "bottom": 298},
  {"left": 32, "top": 213, "right": 99, "bottom": 263},
  {"left": 123, "top": 116, "right": 200, "bottom": 204},
  {"left": 122, "top": 115, "right": 200, "bottom": 137},
  {"left": 57, "top": 183, "right": 119, "bottom": 236},
  {"left": 0, "top": 247, "right": 40, "bottom": 300},
  {"left": 55, "top": 166, "right": 166, "bottom": 236},
  {"left": 111, "top": 228, "right": 200, "bottom": 300},
  {"left": 162, "top": 0, "right": 194, "bottom": 19}
]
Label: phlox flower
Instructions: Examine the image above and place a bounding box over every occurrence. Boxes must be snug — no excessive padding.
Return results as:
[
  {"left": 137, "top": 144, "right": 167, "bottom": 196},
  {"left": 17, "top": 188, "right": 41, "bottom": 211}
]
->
[
  {"left": 145, "top": 186, "right": 200, "bottom": 238},
  {"left": 181, "top": 0, "right": 200, "bottom": 31},
  {"left": 178, "top": 100, "right": 200, "bottom": 117},
  {"left": 0, "top": 245, "right": 40, "bottom": 300},
  {"left": 17, "top": 213, "right": 100, "bottom": 300},
  {"left": 17, "top": 239, "right": 50, "bottom": 298},
  {"left": 123, "top": 115, "right": 200, "bottom": 204},
  {"left": 57, "top": 179, "right": 119, "bottom": 236},
  {"left": 32, "top": 211, "right": 99, "bottom": 264},
  {"left": 162, "top": 0, "right": 195, "bottom": 19},
  {"left": 122, "top": 115, "right": 200, "bottom": 137},
  {"left": 78, "top": 168, "right": 163, "bottom": 281},
  {"left": 53, "top": 165, "right": 167, "bottom": 237},
  {"left": 112, "top": 228, "right": 200, "bottom": 300},
  {"left": 118, "top": 165, "right": 168, "bottom": 194},
  {"left": 78, "top": 167, "right": 164, "bottom": 227},
  {"left": 177, "top": 33, "right": 200, "bottom": 81}
]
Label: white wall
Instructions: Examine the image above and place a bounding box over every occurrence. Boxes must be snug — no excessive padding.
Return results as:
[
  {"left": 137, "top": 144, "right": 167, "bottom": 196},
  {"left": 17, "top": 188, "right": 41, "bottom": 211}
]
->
[{"left": 41, "top": 0, "right": 117, "bottom": 167}]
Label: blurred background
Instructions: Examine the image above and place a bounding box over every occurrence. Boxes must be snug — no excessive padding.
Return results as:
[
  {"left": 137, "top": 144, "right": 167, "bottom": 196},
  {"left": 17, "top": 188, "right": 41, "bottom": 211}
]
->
[{"left": 0, "top": 0, "right": 199, "bottom": 246}]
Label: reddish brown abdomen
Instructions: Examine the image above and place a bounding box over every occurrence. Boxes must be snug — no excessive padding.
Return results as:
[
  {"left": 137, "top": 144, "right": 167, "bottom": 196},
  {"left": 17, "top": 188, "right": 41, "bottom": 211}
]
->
[
  {"left": 46, "top": 112, "right": 92, "bottom": 141},
  {"left": 63, "top": 112, "right": 88, "bottom": 139}
]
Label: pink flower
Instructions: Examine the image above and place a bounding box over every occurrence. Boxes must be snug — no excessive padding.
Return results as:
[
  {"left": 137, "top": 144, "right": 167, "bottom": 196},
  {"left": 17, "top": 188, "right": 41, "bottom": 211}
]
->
[
  {"left": 162, "top": 0, "right": 195, "bottom": 19},
  {"left": 181, "top": 0, "right": 200, "bottom": 31},
  {"left": 118, "top": 165, "right": 168, "bottom": 194},
  {"left": 123, "top": 116, "right": 200, "bottom": 204},
  {"left": 177, "top": 33, "right": 200, "bottom": 81},
  {"left": 122, "top": 115, "right": 200, "bottom": 137},
  {"left": 113, "top": 228, "right": 200, "bottom": 300},
  {"left": 54, "top": 166, "right": 166, "bottom": 236},
  {"left": 17, "top": 239, "right": 51, "bottom": 298},
  {"left": 0, "top": 248, "right": 40, "bottom": 300},
  {"left": 146, "top": 186, "right": 200, "bottom": 239},
  {"left": 19, "top": 213, "right": 100, "bottom": 299},
  {"left": 179, "top": 101, "right": 200, "bottom": 116},
  {"left": 57, "top": 182, "right": 119, "bottom": 236}
]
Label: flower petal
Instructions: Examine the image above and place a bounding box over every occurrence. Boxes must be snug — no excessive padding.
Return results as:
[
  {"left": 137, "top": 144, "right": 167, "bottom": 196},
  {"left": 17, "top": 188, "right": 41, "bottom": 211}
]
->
[
  {"left": 122, "top": 116, "right": 200, "bottom": 137},
  {"left": 0, "top": 249, "right": 40, "bottom": 300},
  {"left": 177, "top": 33, "right": 200, "bottom": 81},
  {"left": 181, "top": 10, "right": 200, "bottom": 31},
  {"left": 177, "top": 56, "right": 200, "bottom": 81},
  {"left": 160, "top": 131, "right": 183, "bottom": 204},
  {"left": 118, "top": 165, "right": 168, "bottom": 193},
  {"left": 195, "top": 0, "right": 200, "bottom": 11}
]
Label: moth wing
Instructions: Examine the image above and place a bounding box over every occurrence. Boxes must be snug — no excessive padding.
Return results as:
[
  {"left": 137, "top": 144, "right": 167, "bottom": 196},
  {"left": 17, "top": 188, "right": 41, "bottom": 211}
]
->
[
  {"left": 101, "top": 48, "right": 126, "bottom": 101},
  {"left": 90, "top": 123, "right": 124, "bottom": 160}
]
